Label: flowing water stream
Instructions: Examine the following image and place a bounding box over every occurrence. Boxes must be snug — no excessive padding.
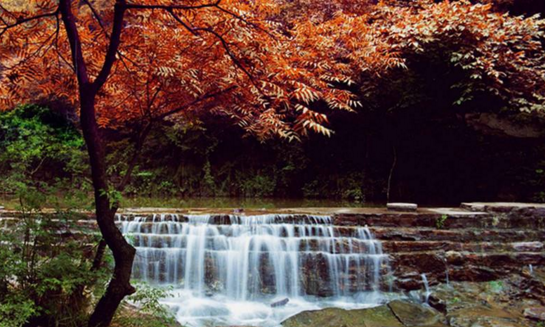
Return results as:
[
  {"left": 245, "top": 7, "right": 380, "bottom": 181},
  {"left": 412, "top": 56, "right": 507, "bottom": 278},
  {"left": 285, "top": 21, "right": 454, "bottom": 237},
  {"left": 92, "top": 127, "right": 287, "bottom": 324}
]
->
[{"left": 117, "top": 213, "right": 391, "bottom": 326}]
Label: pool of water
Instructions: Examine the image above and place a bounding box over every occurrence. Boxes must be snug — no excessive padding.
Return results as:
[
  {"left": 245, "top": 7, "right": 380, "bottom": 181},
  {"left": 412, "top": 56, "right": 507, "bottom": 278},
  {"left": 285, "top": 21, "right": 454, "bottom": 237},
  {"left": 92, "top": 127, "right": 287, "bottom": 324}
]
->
[
  {"left": 160, "top": 291, "right": 392, "bottom": 327},
  {"left": 120, "top": 197, "right": 378, "bottom": 209},
  {"left": 0, "top": 195, "right": 378, "bottom": 210}
]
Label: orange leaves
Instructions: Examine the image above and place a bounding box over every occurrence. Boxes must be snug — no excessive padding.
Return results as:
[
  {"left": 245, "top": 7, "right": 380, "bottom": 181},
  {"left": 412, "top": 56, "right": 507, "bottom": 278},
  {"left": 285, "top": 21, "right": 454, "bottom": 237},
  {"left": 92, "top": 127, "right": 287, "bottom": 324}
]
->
[
  {"left": 377, "top": 0, "right": 545, "bottom": 113},
  {"left": 4, "top": 0, "right": 542, "bottom": 142},
  {"left": 0, "top": 0, "right": 383, "bottom": 140}
]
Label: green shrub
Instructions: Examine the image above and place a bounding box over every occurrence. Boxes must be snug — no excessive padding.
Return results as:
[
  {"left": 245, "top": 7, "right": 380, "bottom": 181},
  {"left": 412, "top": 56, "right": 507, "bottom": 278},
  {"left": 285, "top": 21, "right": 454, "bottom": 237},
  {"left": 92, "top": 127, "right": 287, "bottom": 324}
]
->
[
  {"left": 114, "top": 283, "right": 177, "bottom": 327},
  {"left": 0, "top": 104, "right": 87, "bottom": 195},
  {"left": 0, "top": 188, "right": 109, "bottom": 327}
]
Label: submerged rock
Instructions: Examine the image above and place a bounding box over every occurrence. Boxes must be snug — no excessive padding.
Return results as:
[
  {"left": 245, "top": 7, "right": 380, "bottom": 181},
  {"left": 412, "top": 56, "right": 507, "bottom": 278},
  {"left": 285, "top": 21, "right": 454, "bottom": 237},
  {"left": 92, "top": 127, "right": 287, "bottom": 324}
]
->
[{"left": 271, "top": 298, "right": 289, "bottom": 307}]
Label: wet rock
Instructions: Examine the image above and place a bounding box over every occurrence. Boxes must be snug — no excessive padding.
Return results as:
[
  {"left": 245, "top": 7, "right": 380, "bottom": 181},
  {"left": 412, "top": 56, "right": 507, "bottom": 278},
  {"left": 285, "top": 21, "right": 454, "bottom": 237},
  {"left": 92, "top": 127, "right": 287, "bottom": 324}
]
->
[
  {"left": 427, "top": 279, "right": 539, "bottom": 327},
  {"left": 523, "top": 307, "right": 545, "bottom": 321},
  {"left": 271, "top": 298, "right": 289, "bottom": 307},
  {"left": 512, "top": 242, "right": 543, "bottom": 252},
  {"left": 281, "top": 301, "right": 450, "bottom": 327},
  {"left": 448, "top": 315, "right": 525, "bottom": 327},
  {"left": 388, "top": 300, "right": 446, "bottom": 326},
  {"left": 281, "top": 305, "right": 403, "bottom": 327},
  {"left": 428, "top": 294, "right": 447, "bottom": 314},
  {"left": 387, "top": 203, "right": 418, "bottom": 212},
  {"left": 391, "top": 253, "right": 446, "bottom": 290}
]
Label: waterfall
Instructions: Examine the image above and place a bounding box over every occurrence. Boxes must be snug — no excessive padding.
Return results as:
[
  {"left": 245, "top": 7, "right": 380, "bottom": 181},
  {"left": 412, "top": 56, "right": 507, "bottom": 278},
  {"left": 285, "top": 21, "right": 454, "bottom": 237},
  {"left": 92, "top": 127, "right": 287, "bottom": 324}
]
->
[
  {"left": 421, "top": 273, "right": 431, "bottom": 304},
  {"left": 117, "top": 213, "right": 390, "bottom": 326}
]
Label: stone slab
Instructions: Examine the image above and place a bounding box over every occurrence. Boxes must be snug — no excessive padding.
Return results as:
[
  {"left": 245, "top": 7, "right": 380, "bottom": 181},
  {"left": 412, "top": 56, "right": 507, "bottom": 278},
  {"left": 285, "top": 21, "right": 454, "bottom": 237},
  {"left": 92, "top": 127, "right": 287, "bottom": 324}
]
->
[
  {"left": 387, "top": 203, "right": 418, "bottom": 212},
  {"left": 428, "top": 208, "right": 488, "bottom": 216},
  {"left": 281, "top": 306, "right": 403, "bottom": 327},
  {"left": 461, "top": 202, "right": 545, "bottom": 212}
]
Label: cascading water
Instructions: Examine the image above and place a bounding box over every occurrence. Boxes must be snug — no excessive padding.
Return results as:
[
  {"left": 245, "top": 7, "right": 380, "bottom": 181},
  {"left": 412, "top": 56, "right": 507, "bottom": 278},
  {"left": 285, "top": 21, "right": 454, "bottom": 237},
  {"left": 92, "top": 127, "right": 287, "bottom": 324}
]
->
[
  {"left": 421, "top": 273, "right": 431, "bottom": 304},
  {"left": 117, "top": 213, "right": 390, "bottom": 326}
]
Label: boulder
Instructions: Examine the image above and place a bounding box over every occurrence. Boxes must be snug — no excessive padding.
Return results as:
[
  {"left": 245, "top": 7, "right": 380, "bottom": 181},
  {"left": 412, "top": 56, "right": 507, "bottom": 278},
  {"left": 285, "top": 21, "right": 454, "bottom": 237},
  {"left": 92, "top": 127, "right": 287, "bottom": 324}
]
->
[
  {"left": 388, "top": 300, "right": 446, "bottom": 327},
  {"left": 523, "top": 307, "right": 545, "bottom": 321},
  {"left": 271, "top": 298, "right": 289, "bottom": 308},
  {"left": 281, "top": 305, "right": 403, "bottom": 327}
]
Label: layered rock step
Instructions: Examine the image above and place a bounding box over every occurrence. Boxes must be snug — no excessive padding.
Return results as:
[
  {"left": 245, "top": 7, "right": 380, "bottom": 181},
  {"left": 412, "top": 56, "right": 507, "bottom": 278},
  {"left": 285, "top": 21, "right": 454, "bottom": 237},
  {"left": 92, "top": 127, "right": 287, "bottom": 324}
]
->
[{"left": 1, "top": 202, "right": 543, "bottom": 295}]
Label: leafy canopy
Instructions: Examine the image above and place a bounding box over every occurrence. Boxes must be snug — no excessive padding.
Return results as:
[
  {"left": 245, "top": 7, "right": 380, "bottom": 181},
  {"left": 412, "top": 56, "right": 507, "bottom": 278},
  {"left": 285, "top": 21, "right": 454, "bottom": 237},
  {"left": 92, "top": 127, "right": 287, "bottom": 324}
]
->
[{"left": 1, "top": 0, "right": 544, "bottom": 134}]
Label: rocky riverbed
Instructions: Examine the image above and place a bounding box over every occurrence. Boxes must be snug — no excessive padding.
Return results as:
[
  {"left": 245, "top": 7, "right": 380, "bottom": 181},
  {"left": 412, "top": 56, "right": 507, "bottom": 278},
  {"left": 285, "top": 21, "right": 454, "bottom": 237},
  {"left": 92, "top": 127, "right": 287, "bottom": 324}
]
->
[
  {"left": 282, "top": 266, "right": 545, "bottom": 327},
  {"left": 1, "top": 202, "right": 544, "bottom": 326}
]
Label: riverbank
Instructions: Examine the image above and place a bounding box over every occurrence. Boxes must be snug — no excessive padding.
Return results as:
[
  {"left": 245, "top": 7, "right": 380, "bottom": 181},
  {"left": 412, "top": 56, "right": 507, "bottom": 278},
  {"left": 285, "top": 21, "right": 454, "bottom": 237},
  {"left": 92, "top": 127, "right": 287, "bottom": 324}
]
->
[{"left": 1, "top": 202, "right": 544, "bottom": 326}]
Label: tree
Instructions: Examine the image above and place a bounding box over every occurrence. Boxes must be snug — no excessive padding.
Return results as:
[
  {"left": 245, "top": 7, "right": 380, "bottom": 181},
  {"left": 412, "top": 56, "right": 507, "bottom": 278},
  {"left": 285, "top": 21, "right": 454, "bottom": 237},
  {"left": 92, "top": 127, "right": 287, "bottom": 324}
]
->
[
  {"left": 0, "top": 0, "right": 387, "bottom": 326},
  {"left": 374, "top": 0, "right": 545, "bottom": 113},
  {"left": 3, "top": 1, "right": 542, "bottom": 325}
]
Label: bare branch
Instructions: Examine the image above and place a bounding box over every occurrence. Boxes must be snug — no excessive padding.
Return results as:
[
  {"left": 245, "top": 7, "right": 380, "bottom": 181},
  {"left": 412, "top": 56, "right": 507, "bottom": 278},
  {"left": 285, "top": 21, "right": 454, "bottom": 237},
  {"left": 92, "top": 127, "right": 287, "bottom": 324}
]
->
[
  {"left": 126, "top": 1, "right": 220, "bottom": 11},
  {"left": 0, "top": 9, "right": 59, "bottom": 38},
  {"left": 82, "top": 0, "right": 106, "bottom": 31},
  {"left": 216, "top": 5, "right": 276, "bottom": 39},
  {"left": 158, "top": 85, "right": 237, "bottom": 119},
  {"left": 117, "top": 120, "right": 153, "bottom": 191}
]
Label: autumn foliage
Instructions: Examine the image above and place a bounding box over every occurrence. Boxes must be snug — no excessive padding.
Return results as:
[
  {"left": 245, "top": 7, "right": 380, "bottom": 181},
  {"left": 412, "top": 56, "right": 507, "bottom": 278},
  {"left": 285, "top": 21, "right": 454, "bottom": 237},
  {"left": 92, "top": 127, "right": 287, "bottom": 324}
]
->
[
  {"left": 0, "top": 0, "right": 372, "bottom": 140},
  {"left": 1, "top": 1, "right": 545, "bottom": 326},
  {"left": 1, "top": 0, "right": 544, "bottom": 137}
]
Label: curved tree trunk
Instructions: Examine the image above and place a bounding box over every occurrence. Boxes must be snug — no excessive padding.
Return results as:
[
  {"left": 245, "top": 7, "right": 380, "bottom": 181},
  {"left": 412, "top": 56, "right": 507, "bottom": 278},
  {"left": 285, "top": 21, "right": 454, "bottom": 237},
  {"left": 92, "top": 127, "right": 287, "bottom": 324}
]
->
[
  {"left": 79, "top": 94, "right": 136, "bottom": 327},
  {"left": 58, "top": 1, "right": 135, "bottom": 325}
]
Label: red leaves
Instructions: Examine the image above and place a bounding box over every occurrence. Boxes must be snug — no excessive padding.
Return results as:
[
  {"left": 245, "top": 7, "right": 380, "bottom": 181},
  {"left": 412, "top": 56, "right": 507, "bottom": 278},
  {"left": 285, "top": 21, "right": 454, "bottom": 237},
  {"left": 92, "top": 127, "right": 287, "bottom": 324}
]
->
[
  {"left": 1, "top": 0, "right": 544, "bottom": 133},
  {"left": 379, "top": 0, "right": 545, "bottom": 112}
]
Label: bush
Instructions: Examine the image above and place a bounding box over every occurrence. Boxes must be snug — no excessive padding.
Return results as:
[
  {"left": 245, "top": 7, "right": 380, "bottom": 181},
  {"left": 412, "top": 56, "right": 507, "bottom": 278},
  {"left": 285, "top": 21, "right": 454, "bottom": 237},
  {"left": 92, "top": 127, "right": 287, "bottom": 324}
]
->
[
  {"left": 0, "top": 188, "right": 109, "bottom": 327},
  {"left": 0, "top": 104, "right": 87, "bottom": 195},
  {"left": 113, "top": 283, "right": 177, "bottom": 327}
]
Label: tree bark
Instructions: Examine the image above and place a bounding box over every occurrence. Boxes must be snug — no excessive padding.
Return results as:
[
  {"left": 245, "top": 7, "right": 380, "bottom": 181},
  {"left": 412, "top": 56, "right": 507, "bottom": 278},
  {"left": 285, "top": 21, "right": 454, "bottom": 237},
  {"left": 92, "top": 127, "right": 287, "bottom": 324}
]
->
[
  {"left": 386, "top": 144, "right": 396, "bottom": 203},
  {"left": 79, "top": 92, "right": 136, "bottom": 327},
  {"left": 58, "top": 1, "right": 135, "bottom": 325}
]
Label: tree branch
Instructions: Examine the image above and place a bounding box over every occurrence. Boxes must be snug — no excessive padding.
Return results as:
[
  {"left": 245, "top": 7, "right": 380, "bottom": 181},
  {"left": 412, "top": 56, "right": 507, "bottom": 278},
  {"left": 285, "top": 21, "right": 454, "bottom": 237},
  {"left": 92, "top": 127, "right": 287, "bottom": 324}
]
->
[
  {"left": 158, "top": 85, "right": 237, "bottom": 119},
  {"left": 168, "top": 11, "right": 258, "bottom": 88},
  {"left": 116, "top": 85, "right": 237, "bottom": 192},
  {"left": 59, "top": 0, "right": 89, "bottom": 85},
  {"left": 126, "top": 1, "right": 220, "bottom": 10},
  {"left": 82, "top": 0, "right": 106, "bottom": 31},
  {"left": 0, "top": 9, "right": 59, "bottom": 38},
  {"left": 216, "top": 5, "right": 276, "bottom": 39},
  {"left": 92, "top": 0, "right": 127, "bottom": 92},
  {"left": 117, "top": 120, "right": 153, "bottom": 191}
]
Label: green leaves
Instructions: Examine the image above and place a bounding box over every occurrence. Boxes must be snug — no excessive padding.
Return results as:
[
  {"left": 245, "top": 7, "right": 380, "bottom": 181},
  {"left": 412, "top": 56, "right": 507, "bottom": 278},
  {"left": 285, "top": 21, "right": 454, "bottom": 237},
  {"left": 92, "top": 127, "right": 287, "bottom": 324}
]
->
[
  {"left": 99, "top": 187, "right": 123, "bottom": 209},
  {"left": 0, "top": 194, "right": 111, "bottom": 327},
  {"left": 0, "top": 104, "right": 87, "bottom": 194},
  {"left": 115, "top": 283, "right": 177, "bottom": 327}
]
